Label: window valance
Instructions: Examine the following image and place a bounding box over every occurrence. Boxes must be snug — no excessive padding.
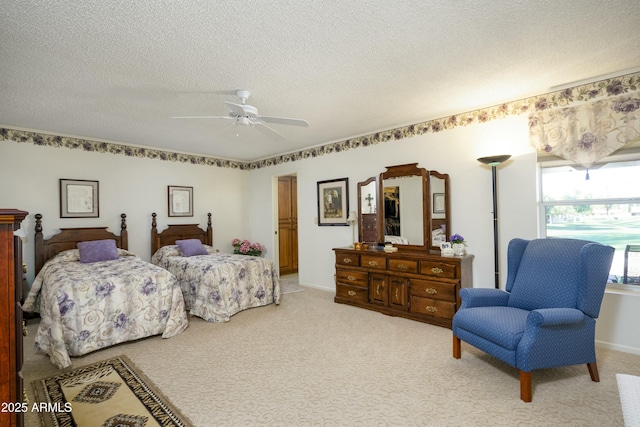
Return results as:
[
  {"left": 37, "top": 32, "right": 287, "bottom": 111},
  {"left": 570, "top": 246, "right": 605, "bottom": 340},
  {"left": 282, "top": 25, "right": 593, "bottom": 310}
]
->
[{"left": 529, "top": 94, "right": 640, "bottom": 170}]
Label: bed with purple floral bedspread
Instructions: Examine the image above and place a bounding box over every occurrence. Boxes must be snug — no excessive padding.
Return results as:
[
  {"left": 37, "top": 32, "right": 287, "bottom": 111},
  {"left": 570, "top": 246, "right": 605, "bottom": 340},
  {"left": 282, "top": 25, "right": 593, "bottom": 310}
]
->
[
  {"left": 22, "top": 249, "right": 189, "bottom": 369},
  {"left": 151, "top": 245, "right": 280, "bottom": 323}
]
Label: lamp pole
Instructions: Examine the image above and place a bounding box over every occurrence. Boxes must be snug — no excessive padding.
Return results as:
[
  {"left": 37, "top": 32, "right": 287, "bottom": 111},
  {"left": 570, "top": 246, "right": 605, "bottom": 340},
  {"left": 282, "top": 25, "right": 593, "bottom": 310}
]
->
[{"left": 477, "top": 155, "right": 511, "bottom": 289}]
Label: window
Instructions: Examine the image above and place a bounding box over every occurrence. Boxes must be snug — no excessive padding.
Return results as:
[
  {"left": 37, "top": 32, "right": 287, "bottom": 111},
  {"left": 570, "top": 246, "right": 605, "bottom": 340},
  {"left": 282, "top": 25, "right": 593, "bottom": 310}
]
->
[{"left": 539, "top": 158, "right": 640, "bottom": 287}]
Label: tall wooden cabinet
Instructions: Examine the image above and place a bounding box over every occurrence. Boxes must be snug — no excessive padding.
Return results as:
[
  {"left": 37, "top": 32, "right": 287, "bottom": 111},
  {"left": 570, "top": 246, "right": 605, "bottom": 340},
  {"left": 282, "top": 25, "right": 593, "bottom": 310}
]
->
[
  {"left": 1, "top": 209, "right": 28, "bottom": 427},
  {"left": 278, "top": 176, "right": 298, "bottom": 275},
  {"left": 334, "top": 246, "right": 472, "bottom": 328}
]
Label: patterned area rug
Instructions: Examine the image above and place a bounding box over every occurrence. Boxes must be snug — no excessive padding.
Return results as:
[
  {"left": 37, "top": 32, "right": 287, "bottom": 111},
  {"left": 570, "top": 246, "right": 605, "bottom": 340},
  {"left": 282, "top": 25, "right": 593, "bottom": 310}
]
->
[{"left": 32, "top": 355, "right": 193, "bottom": 427}]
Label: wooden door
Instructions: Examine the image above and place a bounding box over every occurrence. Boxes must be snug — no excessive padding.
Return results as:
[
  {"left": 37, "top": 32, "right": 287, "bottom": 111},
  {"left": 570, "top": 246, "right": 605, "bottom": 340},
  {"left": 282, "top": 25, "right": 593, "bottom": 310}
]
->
[{"left": 278, "top": 176, "right": 298, "bottom": 275}]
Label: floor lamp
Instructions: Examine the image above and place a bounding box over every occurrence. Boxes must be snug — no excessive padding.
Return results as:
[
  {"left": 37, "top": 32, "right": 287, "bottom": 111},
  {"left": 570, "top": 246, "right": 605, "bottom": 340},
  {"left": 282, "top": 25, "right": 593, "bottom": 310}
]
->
[{"left": 477, "top": 155, "right": 511, "bottom": 289}]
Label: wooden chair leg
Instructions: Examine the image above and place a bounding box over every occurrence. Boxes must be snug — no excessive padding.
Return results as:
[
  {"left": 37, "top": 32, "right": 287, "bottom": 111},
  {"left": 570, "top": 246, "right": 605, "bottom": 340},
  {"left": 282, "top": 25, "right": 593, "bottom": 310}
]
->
[
  {"left": 587, "top": 362, "right": 600, "bottom": 382},
  {"left": 453, "top": 335, "right": 461, "bottom": 359},
  {"left": 520, "top": 371, "right": 532, "bottom": 402}
]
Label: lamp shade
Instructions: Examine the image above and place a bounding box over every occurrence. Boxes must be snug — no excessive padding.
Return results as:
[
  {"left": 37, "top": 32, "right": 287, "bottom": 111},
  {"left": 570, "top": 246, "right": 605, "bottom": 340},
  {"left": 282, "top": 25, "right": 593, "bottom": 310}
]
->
[
  {"left": 347, "top": 211, "right": 357, "bottom": 224},
  {"left": 477, "top": 155, "right": 511, "bottom": 166}
]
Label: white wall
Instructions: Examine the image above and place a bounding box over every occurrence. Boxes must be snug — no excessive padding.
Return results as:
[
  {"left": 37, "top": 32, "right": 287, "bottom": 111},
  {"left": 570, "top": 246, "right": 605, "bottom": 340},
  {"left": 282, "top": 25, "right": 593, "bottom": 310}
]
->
[
  {"left": 248, "top": 115, "right": 537, "bottom": 291},
  {"left": 0, "top": 140, "right": 249, "bottom": 283}
]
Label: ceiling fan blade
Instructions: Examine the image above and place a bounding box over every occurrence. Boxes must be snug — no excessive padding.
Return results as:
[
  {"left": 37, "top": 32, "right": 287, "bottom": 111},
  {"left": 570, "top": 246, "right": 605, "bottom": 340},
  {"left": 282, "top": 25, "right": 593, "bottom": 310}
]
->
[
  {"left": 171, "top": 115, "right": 233, "bottom": 120},
  {"left": 259, "top": 116, "right": 309, "bottom": 127},
  {"left": 254, "top": 122, "right": 285, "bottom": 140}
]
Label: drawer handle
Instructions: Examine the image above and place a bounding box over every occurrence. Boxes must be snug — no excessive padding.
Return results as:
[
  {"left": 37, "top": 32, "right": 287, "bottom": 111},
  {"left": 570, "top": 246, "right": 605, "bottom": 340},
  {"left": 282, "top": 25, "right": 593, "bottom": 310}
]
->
[
  {"left": 425, "top": 306, "right": 438, "bottom": 313},
  {"left": 347, "top": 275, "right": 356, "bottom": 281},
  {"left": 368, "top": 260, "right": 378, "bottom": 266},
  {"left": 343, "top": 258, "right": 352, "bottom": 263},
  {"left": 348, "top": 290, "right": 356, "bottom": 296},
  {"left": 425, "top": 288, "right": 437, "bottom": 295},
  {"left": 431, "top": 267, "right": 443, "bottom": 274},
  {"left": 397, "top": 264, "right": 408, "bottom": 270}
]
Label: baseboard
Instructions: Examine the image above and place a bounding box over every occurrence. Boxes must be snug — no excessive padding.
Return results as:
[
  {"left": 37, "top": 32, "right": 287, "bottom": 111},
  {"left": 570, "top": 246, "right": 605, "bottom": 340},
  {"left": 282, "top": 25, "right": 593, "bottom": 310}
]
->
[{"left": 596, "top": 340, "right": 640, "bottom": 356}]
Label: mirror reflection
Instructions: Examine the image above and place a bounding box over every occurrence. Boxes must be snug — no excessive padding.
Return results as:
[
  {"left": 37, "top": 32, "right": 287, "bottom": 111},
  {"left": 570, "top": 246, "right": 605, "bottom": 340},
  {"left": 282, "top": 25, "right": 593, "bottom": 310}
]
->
[
  {"left": 382, "top": 175, "right": 423, "bottom": 246},
  {"left": 429, "top": 171, "right": 450, "bottom": 249},
  {"left": 357, "top": 177, "right": 378, "bottom": 243}
]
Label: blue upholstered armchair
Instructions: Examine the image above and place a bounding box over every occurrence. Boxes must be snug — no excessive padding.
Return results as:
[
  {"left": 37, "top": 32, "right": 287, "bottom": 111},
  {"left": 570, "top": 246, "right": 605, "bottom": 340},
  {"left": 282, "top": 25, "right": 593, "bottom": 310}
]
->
[{"left": 452, "top": 238, "right": 614, "bottom": 402}]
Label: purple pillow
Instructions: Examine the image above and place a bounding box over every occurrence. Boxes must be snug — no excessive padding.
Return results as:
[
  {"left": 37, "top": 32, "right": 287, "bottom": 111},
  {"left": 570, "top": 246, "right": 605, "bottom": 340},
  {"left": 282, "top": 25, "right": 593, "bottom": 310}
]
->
[
  {"left": 77, "top": 239, "right": 119, "bottom": 263},
  {"left": 176, "top": 239, "right": 208, "bottom": 257}
]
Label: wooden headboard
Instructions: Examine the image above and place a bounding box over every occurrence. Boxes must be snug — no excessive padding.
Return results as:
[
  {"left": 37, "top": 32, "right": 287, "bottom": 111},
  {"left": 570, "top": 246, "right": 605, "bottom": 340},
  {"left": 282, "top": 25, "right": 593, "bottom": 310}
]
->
[
  {"left": 34, "top": 213, "right": 128, "bottom": 275},
  {"left": 150, "top": 212, "right": 213, "bottom": 255}
]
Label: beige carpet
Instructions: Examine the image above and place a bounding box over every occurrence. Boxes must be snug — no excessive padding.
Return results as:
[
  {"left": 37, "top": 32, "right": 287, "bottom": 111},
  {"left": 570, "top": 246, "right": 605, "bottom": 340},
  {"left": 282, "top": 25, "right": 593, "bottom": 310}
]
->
[{"left": 23, "top": 287, "right": 640, "bottom": 426}]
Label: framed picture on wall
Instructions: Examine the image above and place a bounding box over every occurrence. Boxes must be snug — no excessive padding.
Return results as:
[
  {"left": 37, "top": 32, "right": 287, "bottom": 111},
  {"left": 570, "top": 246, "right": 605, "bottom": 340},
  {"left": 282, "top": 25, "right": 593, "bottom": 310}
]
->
[
  {"left": 317, "top": 177, "right": 349, "bottom": 226},
  {"left": 59, "top": 179, "right": 99, "bottom": 218},
  {"left": 168, "top": 185, "right": 193, "bottom": 217}
]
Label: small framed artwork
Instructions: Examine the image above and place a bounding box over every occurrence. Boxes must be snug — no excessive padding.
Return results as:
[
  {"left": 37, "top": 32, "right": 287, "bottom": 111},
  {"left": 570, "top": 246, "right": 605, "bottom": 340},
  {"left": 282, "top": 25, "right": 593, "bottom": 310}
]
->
[
  {"left": 433, "top": 193, "right": 446, "bottom": 213},
  {"left": 168, "top": 186, "right": 193, "bottom": 217},
  {"left": 59, "top": 179, "right": 99, "bottom": 218},
  {"left": 317, "top": 177, "right": 349, "bottom": 226}
]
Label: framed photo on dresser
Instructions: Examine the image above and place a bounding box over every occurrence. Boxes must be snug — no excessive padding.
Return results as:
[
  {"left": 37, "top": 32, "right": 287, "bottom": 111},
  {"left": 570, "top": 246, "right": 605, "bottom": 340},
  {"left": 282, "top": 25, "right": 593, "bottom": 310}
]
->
[{"left": 59, "top": 179, "right": 99, "bottom": 218}]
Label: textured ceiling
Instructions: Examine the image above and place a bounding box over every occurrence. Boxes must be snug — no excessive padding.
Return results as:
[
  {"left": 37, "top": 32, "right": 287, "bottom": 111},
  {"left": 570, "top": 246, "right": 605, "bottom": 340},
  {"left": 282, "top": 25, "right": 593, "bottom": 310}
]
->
[{"left": 2, "top": 1, "right": 640, "bottom": 162}]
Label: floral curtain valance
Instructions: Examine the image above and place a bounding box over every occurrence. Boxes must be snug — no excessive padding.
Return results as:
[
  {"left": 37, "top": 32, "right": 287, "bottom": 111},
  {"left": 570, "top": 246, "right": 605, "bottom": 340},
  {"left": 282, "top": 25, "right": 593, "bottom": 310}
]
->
[{"left": 529, "top": 94, "right": 640, "bottom": 169}]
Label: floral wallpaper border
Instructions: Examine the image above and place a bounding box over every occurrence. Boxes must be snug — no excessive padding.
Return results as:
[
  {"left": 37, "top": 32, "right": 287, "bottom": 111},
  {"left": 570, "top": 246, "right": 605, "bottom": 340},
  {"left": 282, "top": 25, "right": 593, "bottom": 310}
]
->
[{"left": 2, "top": 72, "right": 639, "bottom": 170}]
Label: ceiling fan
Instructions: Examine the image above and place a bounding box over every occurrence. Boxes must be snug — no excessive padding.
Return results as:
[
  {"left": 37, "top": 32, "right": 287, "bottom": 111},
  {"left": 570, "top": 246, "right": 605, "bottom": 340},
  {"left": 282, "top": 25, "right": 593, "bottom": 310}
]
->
[{"left": 172, "top": 90, "right": 309, "bottom": 140}]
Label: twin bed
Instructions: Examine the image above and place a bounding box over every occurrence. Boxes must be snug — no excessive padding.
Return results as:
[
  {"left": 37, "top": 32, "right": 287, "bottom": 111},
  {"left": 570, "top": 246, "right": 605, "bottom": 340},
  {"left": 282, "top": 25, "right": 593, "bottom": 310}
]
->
[
  {"left": 23, "top": 212, "right": 280, "bottom": 369},
  {"left": 150, "top": 213, "right": 280, "bottom": 323}
]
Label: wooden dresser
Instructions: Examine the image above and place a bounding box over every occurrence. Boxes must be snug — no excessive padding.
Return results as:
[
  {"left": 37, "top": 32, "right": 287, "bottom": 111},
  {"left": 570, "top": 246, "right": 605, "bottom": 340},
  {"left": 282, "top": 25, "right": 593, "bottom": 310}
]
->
[
  {"left": 1, "top": 209, "right": 28, "bottom": 427},
  {"left": 334, "top": 246, "right": 473, "bottom": 328}
]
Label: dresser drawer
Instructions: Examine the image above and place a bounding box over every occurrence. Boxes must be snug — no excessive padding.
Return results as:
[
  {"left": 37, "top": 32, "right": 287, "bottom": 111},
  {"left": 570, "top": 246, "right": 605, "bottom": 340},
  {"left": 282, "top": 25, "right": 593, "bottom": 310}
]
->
[
  {"left": 361, "top": 254, "right": 386, "bottom": 270},
  {"left": 336, "top": 283, "right": 368, "bottom": 303},
  {"left": 410, "top": 296, "right": 456, "bottom": 319},
  {"left": 419, "top": 260, "right": 459, "bottom": 279},
  {"left": 389, "top": 258, "right": 418, "bottom": 274},
  {"left": 336, "top": 252, "right": 360, "bottom": 267},
  {"left": 336, "top": 269, "right": 368, "bottom": 287},
  {"left": 410, "top": 278, "right": 456, "bottom": 302}
]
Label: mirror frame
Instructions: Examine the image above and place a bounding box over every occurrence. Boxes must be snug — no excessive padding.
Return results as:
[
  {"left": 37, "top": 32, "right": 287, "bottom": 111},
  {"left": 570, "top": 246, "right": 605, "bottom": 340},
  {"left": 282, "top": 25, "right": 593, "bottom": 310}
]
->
[
  {"left": 378, "top": 163, "right": 429, "bottom": 252},
  {"left": 428, "top": 170, "right": 450, "bottom": 251},
  {"left": 357, "top": 176, "right": 380, "bottom": 243}
]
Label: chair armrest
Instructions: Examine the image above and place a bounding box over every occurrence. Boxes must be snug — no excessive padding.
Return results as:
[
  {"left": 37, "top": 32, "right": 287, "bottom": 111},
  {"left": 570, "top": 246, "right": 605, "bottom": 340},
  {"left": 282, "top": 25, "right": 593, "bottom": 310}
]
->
[
  {"left": 527, "top": 308, "right": 585, "bottom": 327},
  {"left": 459, "top": 288, "right": 510, "bottom": 309}
]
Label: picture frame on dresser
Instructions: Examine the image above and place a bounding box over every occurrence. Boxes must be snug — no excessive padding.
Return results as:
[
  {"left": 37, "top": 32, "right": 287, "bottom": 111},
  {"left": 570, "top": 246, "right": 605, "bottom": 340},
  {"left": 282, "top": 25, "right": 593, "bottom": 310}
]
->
[
  {"left": 168, "top": 185, "right": 193, "bottom": 217},
  {"left": 59, "top": 178, "right": 99, "bottom": 218},
  {"left": 317, "top": 177, "right": 349, "bottom": 226}
]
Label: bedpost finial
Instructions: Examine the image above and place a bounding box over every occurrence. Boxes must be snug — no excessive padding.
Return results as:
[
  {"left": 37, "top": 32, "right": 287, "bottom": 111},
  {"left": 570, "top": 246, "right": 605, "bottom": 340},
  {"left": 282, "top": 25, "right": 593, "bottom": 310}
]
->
[
  {"left": 35, "top": 213, "right": 43, "bottom": 232},
  {"left": 152, "top": 212, "right": 157, "bottom": 228},
  {"left": 207, "top": 212, "right": 212, "bottom": 225},
  {"left": 120, "top": 213, "right": 127, "bottom": 229}
]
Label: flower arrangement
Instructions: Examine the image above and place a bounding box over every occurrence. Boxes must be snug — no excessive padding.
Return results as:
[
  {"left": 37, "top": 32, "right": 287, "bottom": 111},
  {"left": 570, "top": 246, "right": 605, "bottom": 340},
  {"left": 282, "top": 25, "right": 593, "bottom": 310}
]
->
[
  {"left": 450, "top": 233, "right": 465, "bottom": 244},
  {"left": 232, "top": 238, "right": 264, "bottom": 256}
]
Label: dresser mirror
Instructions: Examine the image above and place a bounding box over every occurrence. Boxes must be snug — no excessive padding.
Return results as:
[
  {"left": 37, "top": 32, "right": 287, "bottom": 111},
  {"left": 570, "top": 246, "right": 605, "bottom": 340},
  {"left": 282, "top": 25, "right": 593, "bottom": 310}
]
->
[
  {"left": 429, "top": 170, "right": 450, "bottom": 251},
  {"left": 357, "top": 176, "right": 379, "bottom": 243},
  {"left": 357, "top": 164, "right": 450, "bottom": 252},
  {"left": 379, "top": 163, "right": 429, "bottom": 251}
]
